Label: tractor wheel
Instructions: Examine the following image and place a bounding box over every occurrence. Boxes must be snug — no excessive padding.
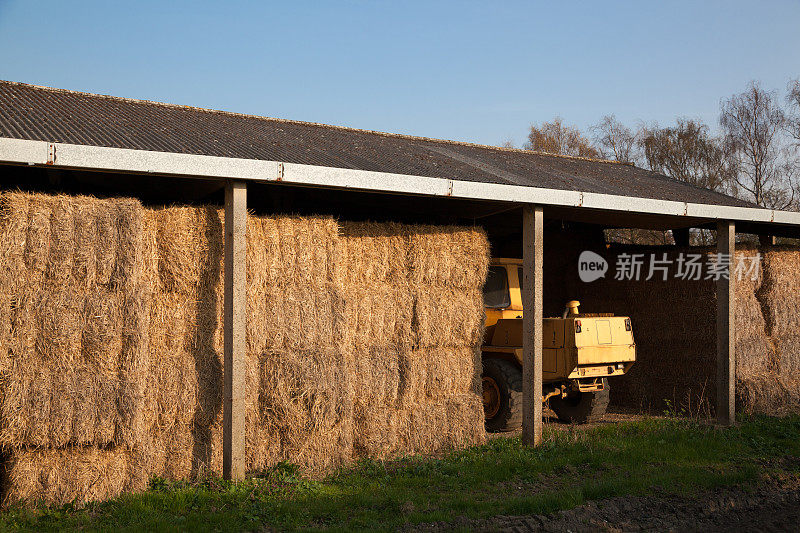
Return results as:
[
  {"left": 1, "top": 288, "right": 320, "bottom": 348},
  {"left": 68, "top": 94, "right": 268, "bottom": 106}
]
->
[
  {"left": 549, "top": 379, "right": 610, "bottom": 424},
  {"left": 482, "top": 358, "right": 522, "bottom": 432}
]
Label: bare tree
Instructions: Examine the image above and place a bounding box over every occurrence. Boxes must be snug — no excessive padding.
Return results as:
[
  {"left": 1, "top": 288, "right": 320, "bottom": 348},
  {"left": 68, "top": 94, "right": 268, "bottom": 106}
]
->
[
  {"left": 500, "top": 139, "right": 516, "bottom": 149},
  {"left": 639, "top": 118, "right": 730, "bottom": 192},
  {"left": 787, "top": 79, "right": 800, "bottom": 144},
  {"left": 591, "top": 115, "right": 639, "bottom": 163},
  {"left": 720, "top": 82, "right": 793, "bottom": 208},
  {"left": 524, "top": 117, "right": 599, "bottom": 158}
]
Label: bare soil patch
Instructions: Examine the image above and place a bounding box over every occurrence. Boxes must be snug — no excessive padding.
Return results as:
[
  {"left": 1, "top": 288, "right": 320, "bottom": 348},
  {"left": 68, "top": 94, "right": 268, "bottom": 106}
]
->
[{"left": 413, "top": 472, "right": 800, "bottom": 532}]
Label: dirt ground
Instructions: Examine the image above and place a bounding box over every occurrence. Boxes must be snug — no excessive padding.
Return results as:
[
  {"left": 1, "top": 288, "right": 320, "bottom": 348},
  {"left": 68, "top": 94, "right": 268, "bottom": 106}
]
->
[
  {"left": 486, "top": 407, "right": 648, "bottom": 441},
  {"left": 417, "top": 410, "right": 800, "bottom": 532},
  {"left": 415, "top": 472, "right": 800, "bottom": 532}
]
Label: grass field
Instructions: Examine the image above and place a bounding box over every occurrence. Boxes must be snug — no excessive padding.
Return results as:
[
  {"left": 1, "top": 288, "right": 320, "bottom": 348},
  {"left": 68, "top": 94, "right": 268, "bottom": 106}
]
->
[{"left": 2, "top": 415, "right": 799, "bottom": 532}]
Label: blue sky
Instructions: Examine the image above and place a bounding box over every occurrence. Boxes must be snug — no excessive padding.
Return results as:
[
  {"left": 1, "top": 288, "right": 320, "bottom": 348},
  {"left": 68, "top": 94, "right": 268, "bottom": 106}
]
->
[{"left": 0, "top": 1, "right": 798, "bottom": 146}]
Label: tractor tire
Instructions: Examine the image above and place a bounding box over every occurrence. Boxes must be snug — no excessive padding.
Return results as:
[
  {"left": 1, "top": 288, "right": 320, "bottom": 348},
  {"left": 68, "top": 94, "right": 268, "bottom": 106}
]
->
[
  {"left": 482, "top": 358, "right": 523, "bottom": 432},
  {"left": 549, "top": 379, "right": 610, "bottom": 424}
]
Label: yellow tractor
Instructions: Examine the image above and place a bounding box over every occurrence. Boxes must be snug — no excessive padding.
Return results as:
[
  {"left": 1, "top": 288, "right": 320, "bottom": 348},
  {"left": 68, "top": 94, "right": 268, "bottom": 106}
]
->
[{"left": 482, "top": 258, "right": 636, "bottom": 430}]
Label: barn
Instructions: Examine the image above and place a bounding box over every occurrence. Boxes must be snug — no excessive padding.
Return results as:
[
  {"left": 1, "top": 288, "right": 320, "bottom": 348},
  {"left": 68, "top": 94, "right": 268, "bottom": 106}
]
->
[{"left": 1, "top": 80, "right": 799, "bottom": 504}]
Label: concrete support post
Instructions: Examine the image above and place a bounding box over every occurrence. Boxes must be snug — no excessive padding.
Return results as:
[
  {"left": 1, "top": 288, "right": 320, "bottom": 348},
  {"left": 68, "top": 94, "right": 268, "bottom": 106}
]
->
[
  {"left": 522, "top": 205, "right": 544, "bottom": 446},
  {"left": 716, "top": 220, "right": 735, "bottom": 426},
  {"left": 223, "top": 179, "right": 247, "bottom": 480}
]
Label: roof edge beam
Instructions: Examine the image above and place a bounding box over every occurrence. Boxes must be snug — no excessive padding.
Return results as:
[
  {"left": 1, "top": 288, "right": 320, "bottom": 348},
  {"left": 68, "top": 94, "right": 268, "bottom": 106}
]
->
[{"left": 1, "top": 137, "right": 799, "bottom": 228}]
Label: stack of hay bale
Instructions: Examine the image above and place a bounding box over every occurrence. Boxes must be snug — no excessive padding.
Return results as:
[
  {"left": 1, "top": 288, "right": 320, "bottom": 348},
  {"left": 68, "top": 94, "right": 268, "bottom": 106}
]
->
[
  {"left": 340, "top": 222, "right": 413, "bottom": 459},
  {"left": 0, "top": 191, "right": 489, "bottom": 506},
  {"left": 741, "top": 248, "right": 800, "bottom": 415},
  {"left": 0, "top": 193, "right": 149, "bottom": 503},
  {"left": 572, "top": 244, "right": 799, "bottom": 415},
  {"left": 402, "top": 226, "right": 487, "bottom": 453}
]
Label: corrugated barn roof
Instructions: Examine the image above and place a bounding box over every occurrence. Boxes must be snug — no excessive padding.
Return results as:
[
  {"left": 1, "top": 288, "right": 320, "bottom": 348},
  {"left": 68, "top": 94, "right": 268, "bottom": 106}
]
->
[{"left": 0, "top": 80, "right": 750, "bottom": 208}]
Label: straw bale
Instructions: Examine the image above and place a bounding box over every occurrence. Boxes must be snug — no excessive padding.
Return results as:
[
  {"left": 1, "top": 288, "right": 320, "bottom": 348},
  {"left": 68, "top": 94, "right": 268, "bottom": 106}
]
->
[
  {"left": 759, "top": 249, "right": 800, "bottom": 375},
  {"left": 246, "top": 281, "right": 344, "bottom": 353},
  {"left": 571, "top": 246, "right": 789, "bottom": 413},
  {"left": 94, "top": 202, "right": 117, "bottom": 286},
  {"left": 272, "top": 284, "right": 344, "bottom": 352},
  {"left": 116, "top": 283, "right": 151, "bottom": 449},
  {"left": 733, "top": 251, "right": 772, "bottom": 378},
  {"left": 23, "top": 195, "right": 52, "bottom": 275},
  {"left": 346, "top": 283, "right": 414, "bottom": 350},
  {"left": 352, "top": 403, "right": 406, "bottom": 459},
  {"left": 0, "top": 195, "right": 28, "bottom": 354},
  {"left": 247, "top": 216, "right": 339, "bottom": 286},
  {"left": 396, "top": 394, "right": 486, "bottom": 456},
  {"left": 152, "top": 207, "right": 215, "bottom": 294},
  {"left": 260, "top": 348, "right": 354, "bottom": 474},
  {"left": 353, "top": 348, "right": 402, "bottom": 407},
  {"left": 0, "top": 192, "right": 149, "bottom": 449},
  {"left": 338, "top": 222, "right": 409, "bottom": 285},
  {"left": 738, "top": 374, "right": 800, "bottom": 416},
  {"left": 400, "top": 347, "right": 482, "bottom": 402},
  {"left": 110, "top": 198, "right": 144, "bottom": 291},
  {"left": 71, "top": 197, "right": 98, "bottom": 284},
  {"left": 413, "top": 286, "right": 485, "bottom": 348},
  {"left": 408, "top": 225, "right": 490, "bottom": 289},
  {"left": 0, "top": 193, "right": 29, "bottom": 269},
  {"left": 352, "top": 344, "right": 484, "bottom": 460},
  {"left": 3, "top": 446, "right": 129, "bottom": 506},
  {"left": 575, "top": 248, "right": 717, "bottom": 410},
  {"left": 46, "top": 197, "right": 75, "bottom": 283},
  {"left": 247, "top": 217, "right": 344, "bottom": 353},
  {"left": 447, "top": 394, "right": 486, "bottom": 446},
  {"left": 133, "top": 348, "right": 277, "bottom": 480},
  {"left": 254, "top": 216, "right": 340, "bottom": 287}
]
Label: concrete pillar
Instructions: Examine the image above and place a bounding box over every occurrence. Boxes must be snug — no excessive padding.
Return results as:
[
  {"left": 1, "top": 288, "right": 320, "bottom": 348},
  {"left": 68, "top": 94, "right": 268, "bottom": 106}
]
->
[
  {"left": 716, "top": 220, "right": 735, "bottom": 426},
  {"left": 223, "top": 179, "right": 247, "bottom": 480},
  {"left": 522, "top": 205, "right": 544, "bottom": 446}
]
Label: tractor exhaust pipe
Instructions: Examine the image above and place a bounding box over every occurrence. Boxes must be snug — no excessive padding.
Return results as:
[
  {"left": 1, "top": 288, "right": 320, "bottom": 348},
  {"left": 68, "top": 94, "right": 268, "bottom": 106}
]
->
[{"left": 562, "top": 300, "right": 580, "bottom": 319}]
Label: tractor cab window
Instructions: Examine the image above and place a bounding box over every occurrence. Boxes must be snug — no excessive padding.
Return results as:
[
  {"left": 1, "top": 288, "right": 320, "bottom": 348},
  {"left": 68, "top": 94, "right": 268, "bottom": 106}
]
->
[
  {"left": 518, "top": 267, "right": 524, "bottom": 291},
  {"left": 484, "top": 266, "right": 511, "bottom": 308}
]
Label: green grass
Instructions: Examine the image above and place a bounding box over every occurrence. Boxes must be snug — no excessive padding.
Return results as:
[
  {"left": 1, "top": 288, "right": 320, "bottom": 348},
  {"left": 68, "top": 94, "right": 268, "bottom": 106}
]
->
[{"left": 2, "top": 415, "right": 799, "bottom": 532}]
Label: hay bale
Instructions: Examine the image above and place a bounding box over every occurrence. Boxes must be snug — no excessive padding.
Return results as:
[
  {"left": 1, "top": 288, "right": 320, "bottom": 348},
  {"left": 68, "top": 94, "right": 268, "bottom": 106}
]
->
[
  {"left": 352, "top": 403, "right": 405, "bottom": 459},
  {"left": 346, "top": 283, "right": 414, "bottom": 351},
  {"left": 0, "top": 192, "right": 148, "bottom": 449},
  {"left": 3, "top": 446, "right": 129, "bottom": 506},
  {"left": 759, "top": 249, "right": 800, "bottom": 375},
  {"left": 413, "top": 286, "right": 484, "bottom": 348},
  {"left": 396, "top": 394, "right": 486, "bottom": 456},
  {"left": 23, "top": 195, "right": 52, "bottom": 275},
  {"left": 338, "top": 222, "right": 409, "bottom": 285},
  {"left": 353, "top": 348, "right": 401, "bottom": 407},
  {"left": 260, "top": 349, "right": 354, "bottom": 475},
  {"left": 408, "top": 225, "right": 489, "bottom": 289},
  {"left": 400, "top": 347, "right": 482, "bottom": 402}
]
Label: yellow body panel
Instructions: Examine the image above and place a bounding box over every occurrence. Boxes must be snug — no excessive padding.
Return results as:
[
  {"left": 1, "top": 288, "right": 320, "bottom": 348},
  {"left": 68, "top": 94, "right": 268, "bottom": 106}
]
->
[{"left": 482, "top": 259, "right": 636, "bottom": 386}]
